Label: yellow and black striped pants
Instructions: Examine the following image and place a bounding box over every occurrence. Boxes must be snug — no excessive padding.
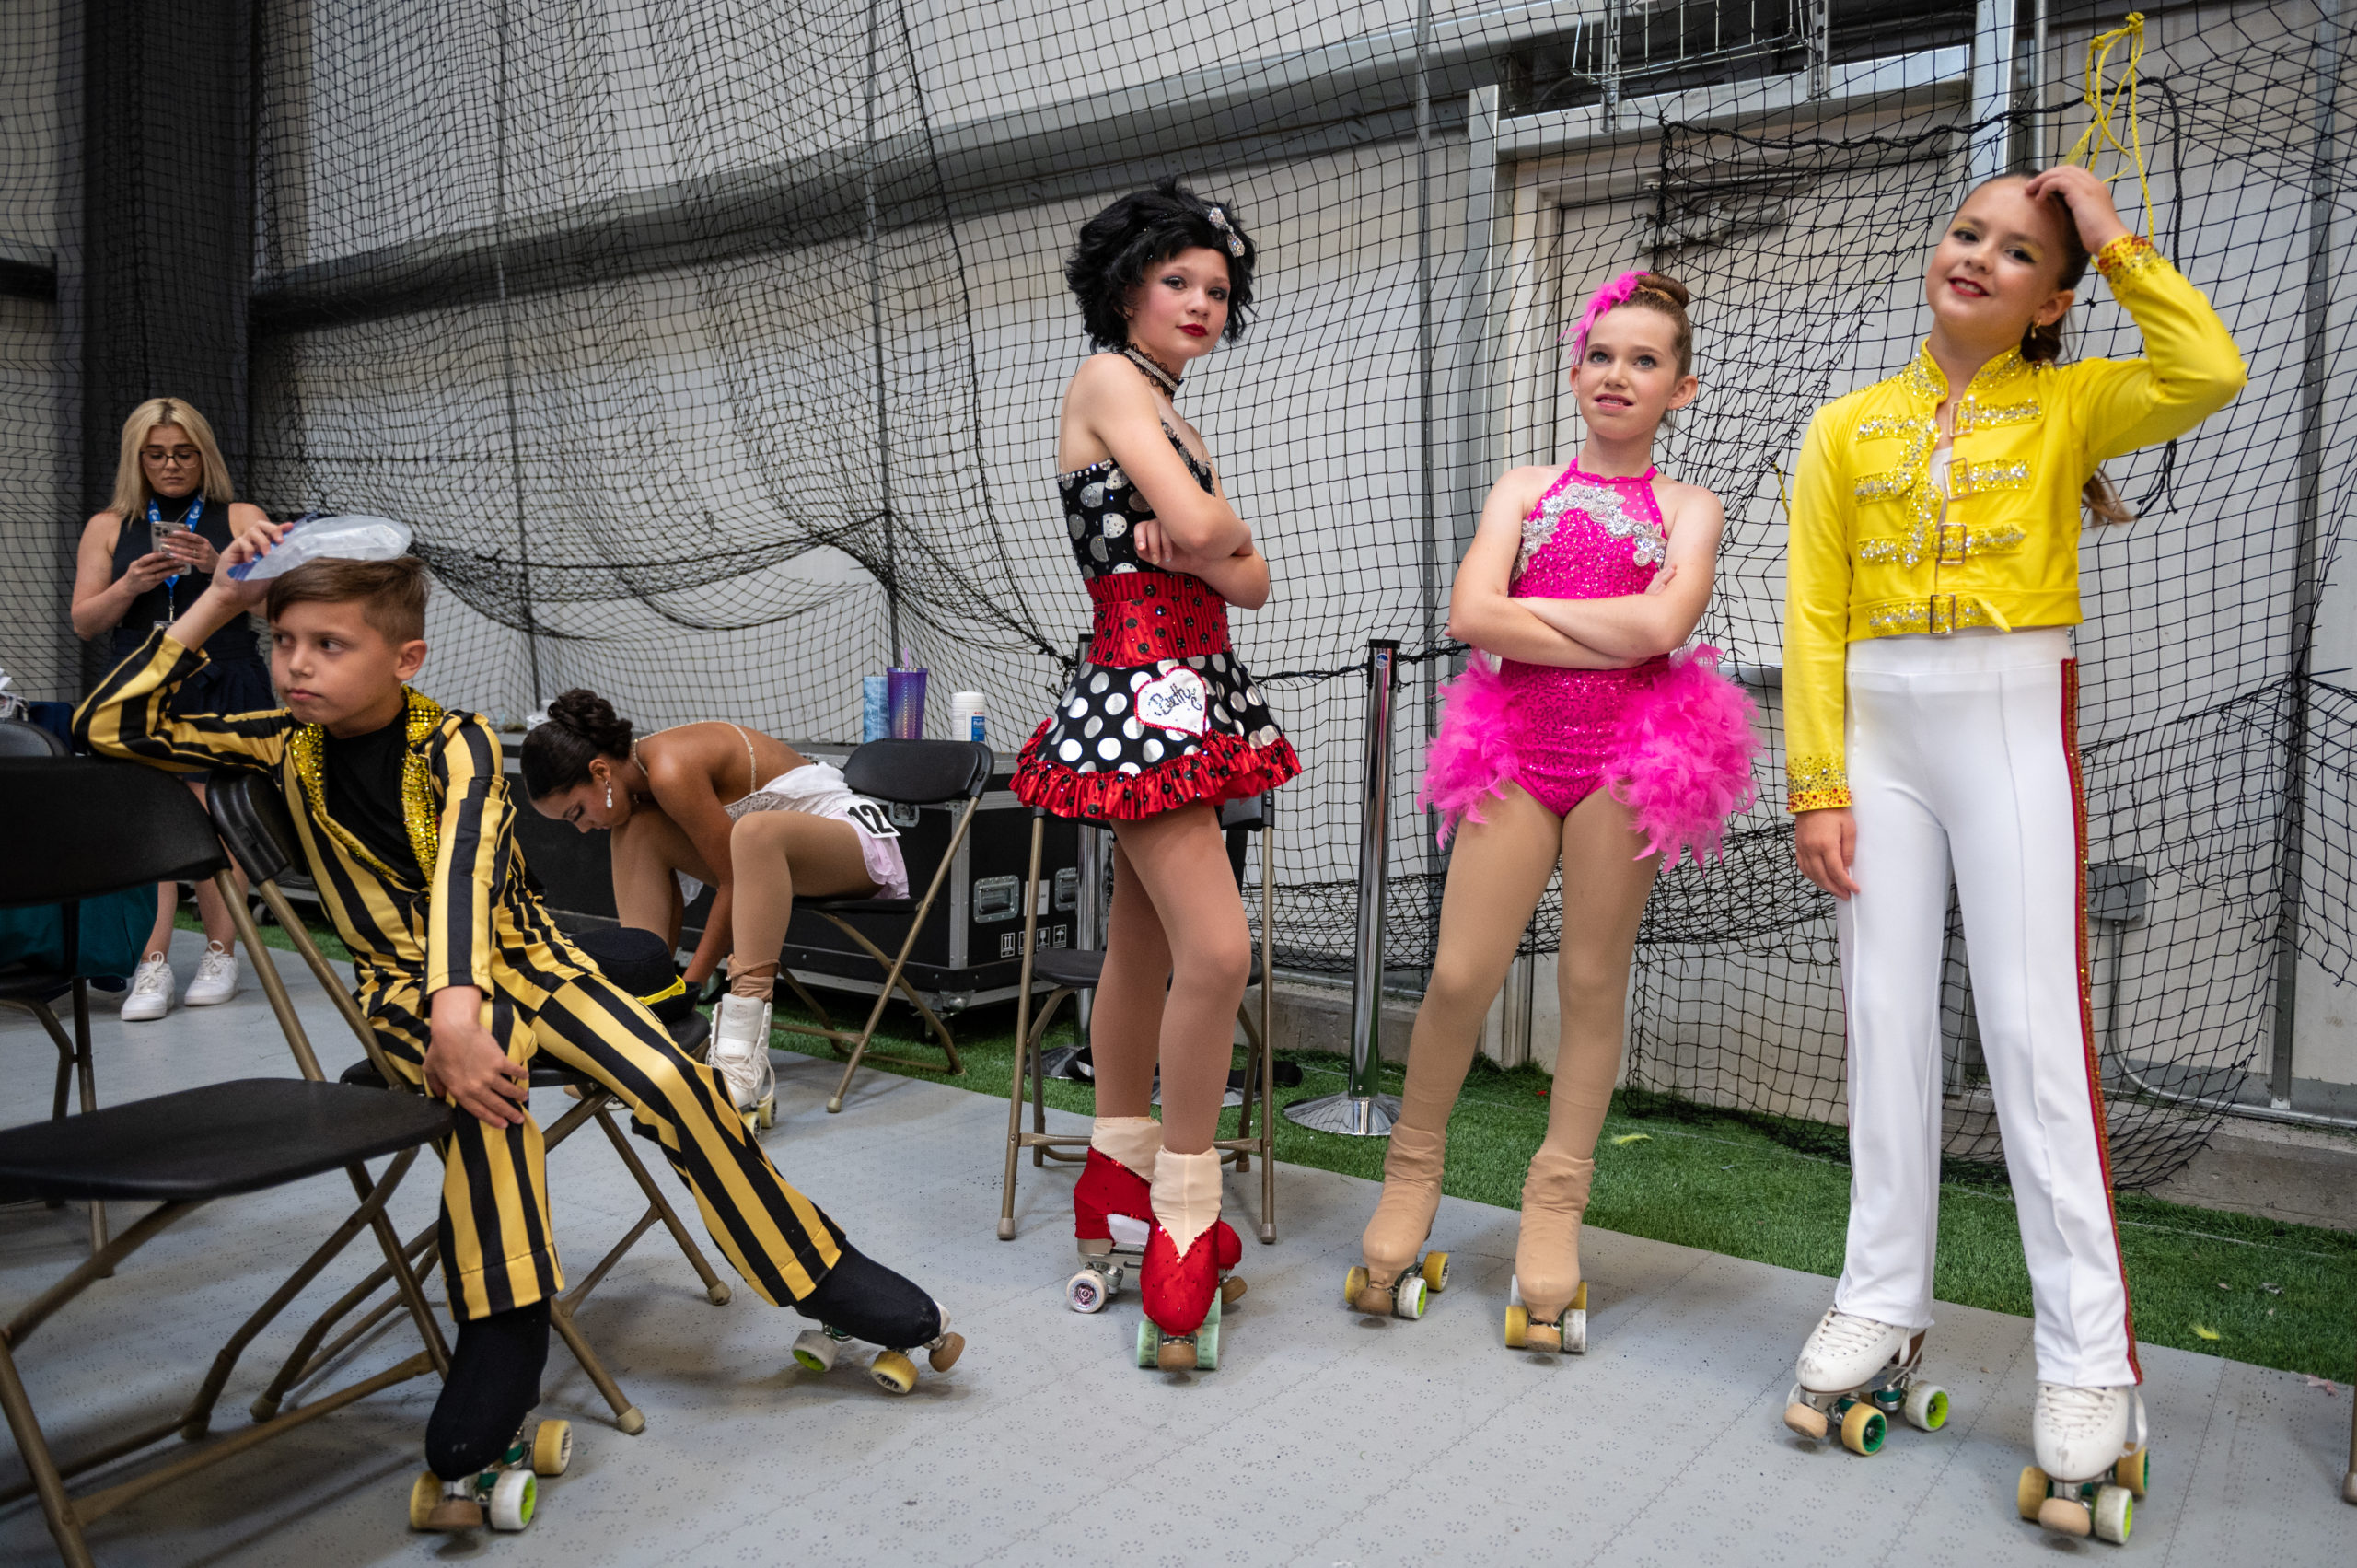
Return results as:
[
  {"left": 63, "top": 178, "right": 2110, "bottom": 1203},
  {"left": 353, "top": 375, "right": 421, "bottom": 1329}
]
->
[{"left": 366, "top": 969, "right": 842, "bottom": 1321}]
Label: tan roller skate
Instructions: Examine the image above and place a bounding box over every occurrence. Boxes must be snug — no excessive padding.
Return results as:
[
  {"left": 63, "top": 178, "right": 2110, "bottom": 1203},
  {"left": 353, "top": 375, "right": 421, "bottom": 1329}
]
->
[
  {"left": 1343, "top": 1124, "right": 1451, "bottom": 1320},
  {"left": 1502, "top": 1147, "right": 1591, "bottom": 1355},
  {"left": 407, "top": 1419, "right": 572, "bottom": 1533}
]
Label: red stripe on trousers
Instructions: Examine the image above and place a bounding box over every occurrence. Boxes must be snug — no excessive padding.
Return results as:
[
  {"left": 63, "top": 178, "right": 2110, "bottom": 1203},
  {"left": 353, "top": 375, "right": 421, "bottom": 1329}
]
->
[{"left": 2062, "top": 657, "right": 2142, "bottom": 1383}]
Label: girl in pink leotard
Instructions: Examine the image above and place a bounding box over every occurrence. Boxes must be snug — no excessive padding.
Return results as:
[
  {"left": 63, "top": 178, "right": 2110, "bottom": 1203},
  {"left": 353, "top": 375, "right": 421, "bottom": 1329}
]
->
[{"left": 1342, "top": 271, "right": 1759, "bottom": 1351}]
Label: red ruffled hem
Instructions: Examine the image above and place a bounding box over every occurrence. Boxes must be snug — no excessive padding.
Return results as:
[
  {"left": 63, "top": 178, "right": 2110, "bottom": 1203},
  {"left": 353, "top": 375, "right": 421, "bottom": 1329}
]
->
[{"left": 1013, "top": 724, "right": 1300, "bottom": 820}]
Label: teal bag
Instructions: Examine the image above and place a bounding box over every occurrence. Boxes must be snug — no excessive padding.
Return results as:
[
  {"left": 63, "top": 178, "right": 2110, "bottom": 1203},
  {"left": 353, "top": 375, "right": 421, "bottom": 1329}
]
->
[{"left": 0, "top": 888, "right": 158, "bottom": 980}]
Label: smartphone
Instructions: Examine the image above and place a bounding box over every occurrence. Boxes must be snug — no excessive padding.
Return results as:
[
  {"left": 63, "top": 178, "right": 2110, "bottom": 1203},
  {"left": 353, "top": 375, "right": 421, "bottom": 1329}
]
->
[{"left": 150, "top": 517, "right": 191, "bottom": 556}]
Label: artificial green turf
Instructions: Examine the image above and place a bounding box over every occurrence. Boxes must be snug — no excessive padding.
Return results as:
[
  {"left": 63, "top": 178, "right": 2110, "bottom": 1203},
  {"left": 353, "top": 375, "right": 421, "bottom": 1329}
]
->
[{"left": 195, "top": 909, "right": 2355, "bottom": 1382}]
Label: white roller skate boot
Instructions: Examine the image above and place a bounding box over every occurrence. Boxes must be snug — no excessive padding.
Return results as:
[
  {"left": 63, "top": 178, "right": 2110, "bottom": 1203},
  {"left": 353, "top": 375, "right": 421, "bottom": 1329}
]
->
[
  {"left": 709, "top": 992, "right": 777, "bottom": 1131},
  {"left": 2021, "top": 1383, "right": 2147, "bottom": 1543},
  {"left": 1782, "top": 1307, "right": 1947, "bottom": 1455}
]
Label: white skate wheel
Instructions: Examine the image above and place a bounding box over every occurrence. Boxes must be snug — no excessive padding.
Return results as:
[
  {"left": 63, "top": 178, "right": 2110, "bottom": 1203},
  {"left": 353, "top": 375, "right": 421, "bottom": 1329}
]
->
[
  {"left": 1563, "top": 1307, "right": 1587, "bottom": 1354},
  {"left": 1506, "top": 1274, "right": 1523, "bottom": 1308},
  {"left": 792, "top": 1329, "right": 839, "bottom": 1374},
  {"left": 1395, "top": 1275, "right": 1427, "bottom": 1320},
  {"left": 2092, "top": 1483, "right": 2132, "bottom": 1544},
  {"left": 487, "top": 1469, "right": 537, "bottom": 1532},
  {"left": 1068, "top": 1270, "right": 1108, "bottom": 1313},
  {"left": 1903, "top": 1383, "right": 1948, "bottom": 1432}
]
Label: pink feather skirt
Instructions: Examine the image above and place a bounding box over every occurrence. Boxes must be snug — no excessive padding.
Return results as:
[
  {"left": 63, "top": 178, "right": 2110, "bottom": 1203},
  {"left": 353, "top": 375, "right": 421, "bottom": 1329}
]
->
[{"left": 1418, "top": 645, "right": 1760, "bottom": 869}]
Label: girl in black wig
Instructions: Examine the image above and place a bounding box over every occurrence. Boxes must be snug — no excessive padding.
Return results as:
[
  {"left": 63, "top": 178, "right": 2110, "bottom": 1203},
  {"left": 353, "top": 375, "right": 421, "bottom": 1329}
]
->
[{"left": 1011, "top": 180, "right": 1298, "bottom": 1368}]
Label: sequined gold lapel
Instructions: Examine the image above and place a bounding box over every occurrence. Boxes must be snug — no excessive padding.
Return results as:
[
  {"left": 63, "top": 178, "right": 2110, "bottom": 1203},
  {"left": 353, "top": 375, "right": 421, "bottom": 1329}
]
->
[{"left": 287, "top": 689, "right": 446, "bottom": 883}]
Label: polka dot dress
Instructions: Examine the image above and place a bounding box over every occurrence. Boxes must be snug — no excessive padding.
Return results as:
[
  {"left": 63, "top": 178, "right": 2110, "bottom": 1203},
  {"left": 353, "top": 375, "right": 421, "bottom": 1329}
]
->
[{"left": 1014, "top": 430, "right": 1300, "bottom": 821}]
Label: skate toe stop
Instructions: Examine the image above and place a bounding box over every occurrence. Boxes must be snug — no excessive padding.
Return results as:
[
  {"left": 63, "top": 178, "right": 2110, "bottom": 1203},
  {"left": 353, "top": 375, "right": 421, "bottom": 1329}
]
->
[
  {"left": 929, "top": 1332, "right": 966, "bottom": 1373},
  {"left": 1156, "top": 1341, "right": 1198, "bottom": 1372},
  {"left": 2037, "top": 1497, "right": 2094, "bottom": 1537},
  {"left": 1783, "top": 1403, "right": 1829, "bottom": 1441}
]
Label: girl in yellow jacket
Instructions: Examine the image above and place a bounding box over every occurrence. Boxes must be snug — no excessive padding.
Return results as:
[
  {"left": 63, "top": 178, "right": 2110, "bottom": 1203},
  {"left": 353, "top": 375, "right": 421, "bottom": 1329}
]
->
[{"left": 1780, "top": 164, "right": 2243, "bottom": 1528}]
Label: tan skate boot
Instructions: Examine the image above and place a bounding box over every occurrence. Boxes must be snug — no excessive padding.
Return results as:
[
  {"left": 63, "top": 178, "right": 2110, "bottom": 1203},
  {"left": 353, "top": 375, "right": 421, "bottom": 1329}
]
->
[
  {"left": 1504, "top": 1147, "right": 1594, "bottom": 1355},
  {"left": 1345, "top": 1124, "right": 1451, "bottom": 1319}
]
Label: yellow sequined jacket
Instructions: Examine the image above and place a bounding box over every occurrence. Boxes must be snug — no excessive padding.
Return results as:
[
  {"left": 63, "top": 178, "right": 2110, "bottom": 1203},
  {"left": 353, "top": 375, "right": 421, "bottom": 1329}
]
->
[
  {"left": 75, "top": 630, "right": 592, "bottom": 1053},
  {"left": 1782, "top": 236, "right": 2245, "bottom": 812}
]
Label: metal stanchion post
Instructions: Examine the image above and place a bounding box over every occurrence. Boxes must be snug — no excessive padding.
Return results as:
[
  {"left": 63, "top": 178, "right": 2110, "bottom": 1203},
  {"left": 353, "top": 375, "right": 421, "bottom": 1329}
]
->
[
  {"left": 1286, "top": 641, "right": 1404, "bottom": 1136},
  {"left": 1070, "top": 635, "right": 1101, "bottom": 1051}
]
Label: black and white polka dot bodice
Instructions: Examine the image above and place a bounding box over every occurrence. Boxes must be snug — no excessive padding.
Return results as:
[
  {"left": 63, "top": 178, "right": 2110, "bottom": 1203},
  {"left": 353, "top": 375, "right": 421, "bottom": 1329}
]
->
[{"left": 1057, "top": 429, "right": 1214, "bottom": 581}]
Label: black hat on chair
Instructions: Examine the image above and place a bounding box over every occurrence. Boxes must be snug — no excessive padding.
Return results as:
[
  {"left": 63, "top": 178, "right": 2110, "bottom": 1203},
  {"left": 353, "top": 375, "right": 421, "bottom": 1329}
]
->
[{"left": 573, "top": 925, "right": 691, "bottom": 1024}]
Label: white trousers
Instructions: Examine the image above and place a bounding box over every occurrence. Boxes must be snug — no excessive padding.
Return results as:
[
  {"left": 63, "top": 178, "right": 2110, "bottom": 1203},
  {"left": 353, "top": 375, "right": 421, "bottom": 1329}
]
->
[{"left": 1831, "top": 629, "right": 2140, "bottom": 1388}]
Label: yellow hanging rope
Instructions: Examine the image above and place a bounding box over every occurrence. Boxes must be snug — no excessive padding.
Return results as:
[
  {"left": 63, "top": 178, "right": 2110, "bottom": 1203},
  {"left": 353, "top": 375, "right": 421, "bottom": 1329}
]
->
[{"left": 2063, "top": 13, "right": 2156, "bottom": 238}]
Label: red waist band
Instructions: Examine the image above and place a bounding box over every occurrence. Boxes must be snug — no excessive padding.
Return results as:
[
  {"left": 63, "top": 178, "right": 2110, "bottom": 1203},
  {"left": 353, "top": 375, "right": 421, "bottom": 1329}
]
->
[{"left": 1087, "top": 572, "right": 1232, "bottom": 664}]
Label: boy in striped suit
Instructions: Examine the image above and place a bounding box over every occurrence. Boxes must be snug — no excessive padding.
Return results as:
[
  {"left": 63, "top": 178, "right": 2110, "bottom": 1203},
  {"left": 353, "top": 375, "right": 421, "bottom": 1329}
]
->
[{"left": 78, "top": 545, "right": 960, "bottom": 1527}]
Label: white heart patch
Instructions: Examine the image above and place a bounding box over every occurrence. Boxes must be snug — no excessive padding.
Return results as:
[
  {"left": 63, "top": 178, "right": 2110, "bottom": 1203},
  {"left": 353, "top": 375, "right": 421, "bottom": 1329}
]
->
[{"left": 1134, "top": 668, "right": 1210, "bottom": 736}]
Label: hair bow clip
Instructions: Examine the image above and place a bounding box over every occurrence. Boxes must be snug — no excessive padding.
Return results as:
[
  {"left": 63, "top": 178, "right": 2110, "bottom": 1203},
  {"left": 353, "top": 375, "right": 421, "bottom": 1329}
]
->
[{"left": 1205, "top": 205, "right": 1247, "bottom": 259}]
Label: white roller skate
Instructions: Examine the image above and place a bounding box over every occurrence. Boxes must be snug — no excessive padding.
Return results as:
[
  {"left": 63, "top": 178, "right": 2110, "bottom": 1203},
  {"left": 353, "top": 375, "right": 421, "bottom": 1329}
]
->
[
  {"left": 709, "top": 992, "right": 777, "bottom": 1131},
  {"left": 407, "top": 1418, "right": 572, "bottom": 1533},
  {"left": 792, "top": 1299, "right": 966, "bottom": 1394},
  {"left": 1782, "top": 1308, "right": 1949, "bottom": 1456},
  {"left": 2019, "top": 1383, "right": 2148, "bottom": 1544}
]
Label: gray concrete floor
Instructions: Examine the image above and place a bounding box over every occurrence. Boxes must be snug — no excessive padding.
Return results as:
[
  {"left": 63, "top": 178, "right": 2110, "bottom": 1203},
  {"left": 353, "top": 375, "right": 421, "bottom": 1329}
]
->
[{"left": 3, "top": 927, "right": 2355, "bottom": 1566}]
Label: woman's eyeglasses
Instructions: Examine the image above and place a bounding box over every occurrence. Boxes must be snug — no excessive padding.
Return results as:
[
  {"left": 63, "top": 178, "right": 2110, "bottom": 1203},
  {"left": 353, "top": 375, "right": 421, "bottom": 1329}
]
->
[{"left": 142, "top": 447, "right": 199, "bottom": 467}]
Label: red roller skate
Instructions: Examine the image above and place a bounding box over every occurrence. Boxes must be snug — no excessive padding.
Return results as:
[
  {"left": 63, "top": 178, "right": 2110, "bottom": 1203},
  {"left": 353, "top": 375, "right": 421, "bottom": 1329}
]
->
[{"left": 1069, "top": 1150, "right": 1245, "bottom": 1316}]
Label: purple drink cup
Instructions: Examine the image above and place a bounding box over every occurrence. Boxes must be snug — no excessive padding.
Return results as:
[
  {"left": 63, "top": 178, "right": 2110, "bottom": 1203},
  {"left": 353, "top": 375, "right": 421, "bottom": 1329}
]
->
[{"left": 887, "top": 668, "right": 927, "bottom": 739}]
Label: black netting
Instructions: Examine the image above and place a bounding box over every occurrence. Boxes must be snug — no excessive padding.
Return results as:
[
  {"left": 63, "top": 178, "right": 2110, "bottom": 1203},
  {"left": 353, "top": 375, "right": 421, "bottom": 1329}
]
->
[{"left": 4, "top": 0, "right": 2349, "bottom": 1189}]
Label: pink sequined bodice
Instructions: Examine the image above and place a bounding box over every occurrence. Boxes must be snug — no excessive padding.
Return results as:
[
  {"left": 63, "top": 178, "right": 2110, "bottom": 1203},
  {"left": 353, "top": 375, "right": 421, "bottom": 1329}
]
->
[{"left": 1492, "top": 462, "right": 1671, "bottom": 809}]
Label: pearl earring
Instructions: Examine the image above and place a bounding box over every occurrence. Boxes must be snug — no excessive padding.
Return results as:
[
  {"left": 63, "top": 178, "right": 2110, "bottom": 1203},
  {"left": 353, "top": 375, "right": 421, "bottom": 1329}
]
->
[{"left": 605, "top": 783, "right": 613, "bottom": 808}]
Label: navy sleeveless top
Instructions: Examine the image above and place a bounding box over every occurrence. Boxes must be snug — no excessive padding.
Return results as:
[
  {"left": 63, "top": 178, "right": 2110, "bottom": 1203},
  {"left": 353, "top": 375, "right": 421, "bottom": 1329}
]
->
[{"left": 108, "top": 494, "right": 263, "bottom": 667}]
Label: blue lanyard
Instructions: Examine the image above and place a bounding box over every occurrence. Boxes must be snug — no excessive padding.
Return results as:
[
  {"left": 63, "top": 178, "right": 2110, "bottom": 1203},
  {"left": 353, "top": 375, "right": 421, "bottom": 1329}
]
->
[{"left": 146, "top": 493, "right": 204, "bottom": 611}]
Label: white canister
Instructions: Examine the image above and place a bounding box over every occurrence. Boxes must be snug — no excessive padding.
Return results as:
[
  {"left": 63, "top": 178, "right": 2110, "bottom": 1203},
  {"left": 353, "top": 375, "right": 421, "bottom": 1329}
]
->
[{"left": 946, "top": 691, "right": 989, "bottom": 745}]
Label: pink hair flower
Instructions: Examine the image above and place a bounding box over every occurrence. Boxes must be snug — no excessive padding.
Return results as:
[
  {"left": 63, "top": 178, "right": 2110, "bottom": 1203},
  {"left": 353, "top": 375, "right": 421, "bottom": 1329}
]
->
[{"left": 1562, "top": 268, "right": 1651, "bottom": 357}]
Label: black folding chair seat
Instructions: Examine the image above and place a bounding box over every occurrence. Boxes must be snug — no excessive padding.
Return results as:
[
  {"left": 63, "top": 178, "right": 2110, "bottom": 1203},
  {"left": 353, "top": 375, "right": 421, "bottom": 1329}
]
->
[
  {"left": 0, "top": 1080, "right": 453, "bottom": 1202},
  {"left": 764, "top": 738, "right": 993, "bottom": 1113},
  {"left": 0, "top": 759, "right": 453, "bottom": 1568},
  {"left": 207, "top": 771, "right": 732, "bottom": 1438}
]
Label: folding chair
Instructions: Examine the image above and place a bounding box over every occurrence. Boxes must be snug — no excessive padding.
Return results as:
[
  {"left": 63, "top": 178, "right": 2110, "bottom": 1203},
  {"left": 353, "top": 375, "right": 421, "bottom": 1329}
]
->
[
  {"left": 759, "top": 738, "right": 994, "bottom": 1114},
  {"left": 996, "top": 794, "right": 1280, "bottom": 1246},
  {"left": 0, "top": 721, "right": 108, "bottom": 1258},
  {"left": 205, "top": 772, "right": 729, "bottom": 1438},
  {"left": 0, "top": 758, "right": 453, "bottom": 1568}
]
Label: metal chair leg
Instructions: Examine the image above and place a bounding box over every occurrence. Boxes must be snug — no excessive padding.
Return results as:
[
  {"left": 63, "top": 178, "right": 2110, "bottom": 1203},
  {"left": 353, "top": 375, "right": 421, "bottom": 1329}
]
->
[
  {"left": 592, "top": 1107, "right": 730, "bottom": 1305},
  {"left": 0, "top": 1325, "right": 96, "bottom": 1568},
  {"left": 548, "top": 1292, "right": 645, "bottom": 1434},
  {"left": 69, "top": 981, "right": 105, "bottom": 1263}
]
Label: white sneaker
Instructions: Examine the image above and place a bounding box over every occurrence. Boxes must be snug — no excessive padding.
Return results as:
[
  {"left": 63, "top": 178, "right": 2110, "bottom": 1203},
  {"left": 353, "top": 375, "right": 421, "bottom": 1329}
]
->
[
  {"left": 2034, "top": 1382, "right": 2143, "bottom": 1481},
  {"left": 183, "top": 944, "right": 240, "bottom": 1006},
  {"left": 709, "top": 993, "right": 776, "bottom": 1118},
  {"left": 121, "top": 956, "right": 175, "bottom": 1022},
  {"left": 1795, "top": 1307, "right": 1916, "bottom": 1394}
]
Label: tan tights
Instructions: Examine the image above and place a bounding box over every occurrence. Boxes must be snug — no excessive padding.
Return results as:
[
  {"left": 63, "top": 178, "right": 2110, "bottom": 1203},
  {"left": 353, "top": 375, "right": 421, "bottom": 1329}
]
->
[{"left": 1361, "top": 783, "right": 1658, "bottom": 1313}]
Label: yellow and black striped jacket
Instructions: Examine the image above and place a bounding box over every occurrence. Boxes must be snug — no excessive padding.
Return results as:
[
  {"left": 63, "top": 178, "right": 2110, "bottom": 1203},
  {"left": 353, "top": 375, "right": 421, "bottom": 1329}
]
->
[{"left": 75, "top": 629, "right": 593, "bottom": 1054}]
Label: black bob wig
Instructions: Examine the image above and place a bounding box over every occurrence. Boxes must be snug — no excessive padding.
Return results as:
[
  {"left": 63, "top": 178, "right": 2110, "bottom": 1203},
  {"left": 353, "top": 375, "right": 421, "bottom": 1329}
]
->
[{"left": 1065, "top": 178, "right": 1257, "bottom": 351}]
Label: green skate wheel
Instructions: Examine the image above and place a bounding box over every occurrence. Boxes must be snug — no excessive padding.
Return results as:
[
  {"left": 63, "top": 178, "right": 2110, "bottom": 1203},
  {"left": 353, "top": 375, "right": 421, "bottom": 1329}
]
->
[
  {"left": 2092, "top": 1484, "right": 2132, "bottom": 1544},
  {"left": 1903, "top": 1383, "right": 1948, "bottom": 1432},
  {"left": 1196, "top": 1317, "right": 1219, "bottom": 1371},
  {"left": 487, "top": 1469, "right": 536, "bottom": 1532},
  {"left": 1136, "top": 1320, "right": 1158, "bottom": 1368}
]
